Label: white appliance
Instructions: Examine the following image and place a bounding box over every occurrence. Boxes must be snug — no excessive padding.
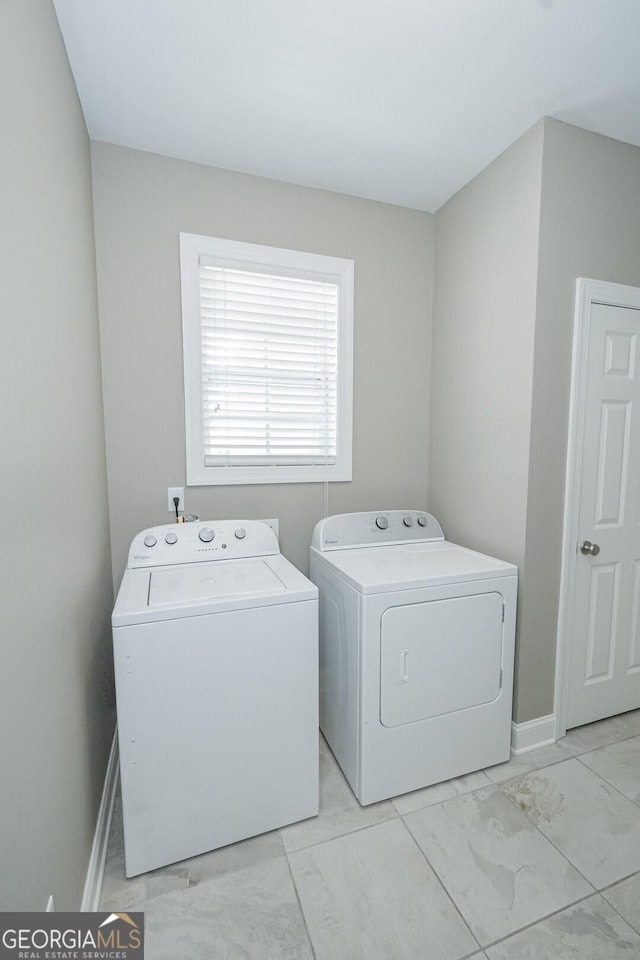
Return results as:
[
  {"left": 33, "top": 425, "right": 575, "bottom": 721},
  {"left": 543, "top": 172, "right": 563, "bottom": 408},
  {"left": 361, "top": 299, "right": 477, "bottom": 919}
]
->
[
  {"left": 310, "top": 510, "right": 517, "bottom": 805},
  {"left": 112, "top": 519, "right": 319, "bottom": 877}
]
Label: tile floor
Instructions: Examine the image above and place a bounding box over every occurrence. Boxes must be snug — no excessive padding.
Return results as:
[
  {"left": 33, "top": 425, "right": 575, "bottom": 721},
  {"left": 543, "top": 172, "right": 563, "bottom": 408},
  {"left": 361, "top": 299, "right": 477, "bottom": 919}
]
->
[{"left": 100, "top": 710, "right": 640, "bottom": 959}]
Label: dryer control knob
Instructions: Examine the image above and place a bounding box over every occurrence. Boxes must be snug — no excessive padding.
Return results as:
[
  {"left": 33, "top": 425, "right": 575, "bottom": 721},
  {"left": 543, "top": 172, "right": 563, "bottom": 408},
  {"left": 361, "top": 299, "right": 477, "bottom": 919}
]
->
[
  {"left": 143, "top": 534, "right": 157, "bottom": 548},
  {"left": 234, "top": 527, "right": 247, "bottom": 539},
  {"left": 199, "top": 527, "right": 215, "bottom": 543},
  {"left": 376, "top": 515, "right": 389, "bottom": 530},
  {"left": 165, "top": 532, "right": 178, "bottom": 545},
  {"left": 417, "top": 515, "right": 428, "bottom": 527},
  {"left": 403, "top": 516, "right": 414, "bottom": 527}
]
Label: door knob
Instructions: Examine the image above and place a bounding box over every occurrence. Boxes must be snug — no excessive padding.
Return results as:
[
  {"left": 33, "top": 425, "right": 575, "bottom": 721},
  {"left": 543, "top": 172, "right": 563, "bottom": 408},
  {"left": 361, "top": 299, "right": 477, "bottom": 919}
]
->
[{"left": 580, "top": 540, "right": 600, "bottom": 556}]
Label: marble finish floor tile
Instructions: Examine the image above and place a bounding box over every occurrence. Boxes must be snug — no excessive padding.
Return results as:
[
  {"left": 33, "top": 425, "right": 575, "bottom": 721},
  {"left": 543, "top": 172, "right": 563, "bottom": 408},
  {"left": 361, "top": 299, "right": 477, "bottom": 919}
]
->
[
  {"left": 601, "top": 872, "right": 640, "bottom": 935},
  {"left": 404, "top": 785, "right": 592, "bottom": 945},
  {"left": 145, "top": 863, "right": 189, "bottom": 902},
  {"left": 289, "top": 818, "right": 478, "bottom": 960},
  {"left": 485, "top": 894, "right": 640, "bottom": 959},
  {"left": 182, "top": 828, "right": 285, "bottom": 887},
  {"left": 558, "top": 710, "right": 640, "bottom": 756},
  {"left": 144, "top": 857, "right": 313, "bottom": 960},
  {"left": 501, "top": 758, "right": 640, "bottom": 888},
  {"left": 392, "top": 770, "right": 492, "bottom": 815},
  {"left": 280, "top": 736, "right": 396, "bottom": 853},
  {"left": 578, "top": 735, "right": 640, "bottom": 805},
  {"left": 100, "top": 719, "right": 640, "bottom": 956},
  {"left": 484, "top": 743, "right": 572, "bottom": 784}
]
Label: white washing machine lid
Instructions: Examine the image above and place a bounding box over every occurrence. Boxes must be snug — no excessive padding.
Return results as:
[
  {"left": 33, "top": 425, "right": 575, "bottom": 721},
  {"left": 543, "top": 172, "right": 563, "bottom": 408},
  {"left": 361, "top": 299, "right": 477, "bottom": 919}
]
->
[
  {"left": 311, "top": 540, "right": 517, "bottom": 594},
  {"left": 112, "top": 553, "right": 317, "bottom": 626}
]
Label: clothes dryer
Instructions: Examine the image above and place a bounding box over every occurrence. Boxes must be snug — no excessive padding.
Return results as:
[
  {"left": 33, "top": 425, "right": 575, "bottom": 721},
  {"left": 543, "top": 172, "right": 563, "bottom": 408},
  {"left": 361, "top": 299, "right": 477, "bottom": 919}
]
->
[
  {"left": 113, "top": 519, "right": 318, "bottom": 876},
  {"left": 310, "top": 510, "right": 517, "bottom": 805}
]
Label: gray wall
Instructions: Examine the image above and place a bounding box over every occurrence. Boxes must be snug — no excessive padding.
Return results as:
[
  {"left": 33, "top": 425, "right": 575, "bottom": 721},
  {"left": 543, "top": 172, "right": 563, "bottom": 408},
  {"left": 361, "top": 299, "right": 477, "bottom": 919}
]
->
[
  {"left": 518, "top": 118, "right": 640, "bottom": 722},
  {"left": 0, "top": 0, "right": 114, "bottom": 909},
  {"left": 90, "top": 142, "right": 434, "bottom": 584},
  {"left": 429, "top": 122, "right": 543, "bottom": 569}
]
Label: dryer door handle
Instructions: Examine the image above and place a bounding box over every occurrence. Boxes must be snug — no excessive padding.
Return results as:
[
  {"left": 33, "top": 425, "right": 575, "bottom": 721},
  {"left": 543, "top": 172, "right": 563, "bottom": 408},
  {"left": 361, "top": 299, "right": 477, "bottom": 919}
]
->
[{"left": 399, "top": 649, "right": 411, "bottom": 684}]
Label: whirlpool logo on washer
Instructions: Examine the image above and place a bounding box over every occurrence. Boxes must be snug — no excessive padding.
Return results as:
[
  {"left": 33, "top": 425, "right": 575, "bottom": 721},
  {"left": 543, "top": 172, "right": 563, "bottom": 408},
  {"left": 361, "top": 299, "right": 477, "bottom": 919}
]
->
[{"left": 0, "top": 912, "right": 144, "bottom": 959}]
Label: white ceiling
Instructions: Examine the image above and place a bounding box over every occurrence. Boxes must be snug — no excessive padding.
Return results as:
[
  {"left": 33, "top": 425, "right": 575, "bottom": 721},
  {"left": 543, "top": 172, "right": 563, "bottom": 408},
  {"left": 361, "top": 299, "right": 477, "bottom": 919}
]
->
[{"left": 52, "top": 0, "right": 640, "bottom": 213}]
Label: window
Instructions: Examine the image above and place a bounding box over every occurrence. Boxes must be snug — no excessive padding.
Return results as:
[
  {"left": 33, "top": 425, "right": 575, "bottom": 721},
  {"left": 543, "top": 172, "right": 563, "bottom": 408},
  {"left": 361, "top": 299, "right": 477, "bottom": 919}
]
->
[{"left": 180, "top": 233, "right": 353, "bottom": 485}]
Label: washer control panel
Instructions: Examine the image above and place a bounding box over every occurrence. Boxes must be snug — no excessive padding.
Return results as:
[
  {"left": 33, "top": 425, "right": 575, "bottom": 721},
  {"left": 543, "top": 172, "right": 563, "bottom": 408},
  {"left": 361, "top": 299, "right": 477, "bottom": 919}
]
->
[
  {"left": 311, "top": 510, "right": 444, "bottom": 551},
  {"left": 128, "top": 520, "right": 279, "bottom": 568}
]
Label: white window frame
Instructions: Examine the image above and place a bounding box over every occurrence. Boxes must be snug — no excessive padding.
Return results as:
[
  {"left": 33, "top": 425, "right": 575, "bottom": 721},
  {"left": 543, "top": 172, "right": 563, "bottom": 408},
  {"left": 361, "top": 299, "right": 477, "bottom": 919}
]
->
[{"left": 180, "top": 233, "right": 354, "bottom": 486}]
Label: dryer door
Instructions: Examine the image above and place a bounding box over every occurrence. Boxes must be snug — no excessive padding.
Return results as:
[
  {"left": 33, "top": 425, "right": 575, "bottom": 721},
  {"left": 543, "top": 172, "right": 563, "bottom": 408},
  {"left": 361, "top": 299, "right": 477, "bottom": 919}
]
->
[{"left": 380, "top": 592, "right": 504, "bottom": 727}]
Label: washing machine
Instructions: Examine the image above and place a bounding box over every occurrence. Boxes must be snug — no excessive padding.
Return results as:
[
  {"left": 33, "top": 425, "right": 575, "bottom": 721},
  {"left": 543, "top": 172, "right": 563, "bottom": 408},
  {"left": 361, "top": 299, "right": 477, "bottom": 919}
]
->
[
  {"left": 112, "top": 519, "right": 319, "bottom": 877},
  {"left": 310, "top": 510, "right": 517, "bottom": 805}
]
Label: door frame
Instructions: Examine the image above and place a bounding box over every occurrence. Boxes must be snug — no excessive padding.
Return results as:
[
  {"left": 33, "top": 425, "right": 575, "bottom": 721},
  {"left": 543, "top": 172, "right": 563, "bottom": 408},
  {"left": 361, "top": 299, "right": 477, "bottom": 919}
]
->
[{"left": 554, "top": 277, "right": 640, "bottom": 738}]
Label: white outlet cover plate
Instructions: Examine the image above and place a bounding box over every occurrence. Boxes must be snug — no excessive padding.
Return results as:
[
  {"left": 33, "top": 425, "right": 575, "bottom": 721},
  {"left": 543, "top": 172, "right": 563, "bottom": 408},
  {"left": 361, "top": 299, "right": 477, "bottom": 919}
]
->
[{"left": 168, "top": 487, "right": 184, "bottom": 513}]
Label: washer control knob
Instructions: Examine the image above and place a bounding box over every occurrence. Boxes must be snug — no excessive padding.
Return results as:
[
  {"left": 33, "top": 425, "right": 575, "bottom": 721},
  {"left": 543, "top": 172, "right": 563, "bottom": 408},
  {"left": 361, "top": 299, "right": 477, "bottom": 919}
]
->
[
  {"left": 376, "top": 515, "right": 389, "bottom": 530},
  {"left": 417, "top": 515, "right": 428, "bottom": 527},
  {"left": 199, "top": 527, "right": 215, "bottom": 543},
  {"left": 165, "top": 531, "right": 178, "bottom": 545},
  {"left": 143, "top": 534, "right": 157, "bottom": 548},
  {"left": 234, "top": 527, "right": 247, "bottom": 540},
  {"left": 403, "top": 516, "right": 414, "bottom": 527}
]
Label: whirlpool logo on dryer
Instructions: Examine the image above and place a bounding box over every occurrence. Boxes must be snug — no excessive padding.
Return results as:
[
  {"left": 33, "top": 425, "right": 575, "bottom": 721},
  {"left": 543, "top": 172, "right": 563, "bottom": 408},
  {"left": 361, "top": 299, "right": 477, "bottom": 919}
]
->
[{"left": 0, "top": 912, "right": 144, "bottom": 959}]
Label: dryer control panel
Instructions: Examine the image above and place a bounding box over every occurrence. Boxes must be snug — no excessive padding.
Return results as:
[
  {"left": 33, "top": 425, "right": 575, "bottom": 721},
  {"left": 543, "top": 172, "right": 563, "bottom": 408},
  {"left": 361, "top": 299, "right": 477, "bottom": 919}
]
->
[
  {"left": 127, "top": 520, "right": 279, "bottom": 568},
  {"left": 311, "top": 510, "right": 444, "bottom": 552}
]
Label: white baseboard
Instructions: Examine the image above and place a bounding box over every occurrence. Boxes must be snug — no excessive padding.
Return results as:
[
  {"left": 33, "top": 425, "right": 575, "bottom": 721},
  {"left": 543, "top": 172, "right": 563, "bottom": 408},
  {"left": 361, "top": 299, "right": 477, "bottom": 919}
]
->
[
  {"left": 81, "top": 725, "right": 119, "bottom": 911},
  {"left": 511, "top": 714, "right": 557, "bottom": 756}
]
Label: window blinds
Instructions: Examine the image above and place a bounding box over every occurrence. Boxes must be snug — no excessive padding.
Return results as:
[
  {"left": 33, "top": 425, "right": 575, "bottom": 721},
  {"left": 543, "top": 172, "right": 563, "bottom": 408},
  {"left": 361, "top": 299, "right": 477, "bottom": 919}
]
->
[{"left": 199, "top": 257, "right": 339, "bottom": 467}]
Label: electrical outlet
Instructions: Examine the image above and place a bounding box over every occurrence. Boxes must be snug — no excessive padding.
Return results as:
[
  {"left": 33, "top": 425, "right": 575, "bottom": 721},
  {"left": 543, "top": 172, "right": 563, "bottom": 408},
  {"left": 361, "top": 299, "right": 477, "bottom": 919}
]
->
[
  {"left": 260, "top": 518, "right": 279, "bottom": 540},
  {"left": 168, "top": 487, "right": 184, "bottom": 514}
]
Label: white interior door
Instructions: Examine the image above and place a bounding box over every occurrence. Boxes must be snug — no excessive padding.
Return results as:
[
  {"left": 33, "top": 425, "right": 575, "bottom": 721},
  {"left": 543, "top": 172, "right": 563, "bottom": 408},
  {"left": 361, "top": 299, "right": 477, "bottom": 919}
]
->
[{"left": 564, "top": 283, "right": 640, "bottom": 729}]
